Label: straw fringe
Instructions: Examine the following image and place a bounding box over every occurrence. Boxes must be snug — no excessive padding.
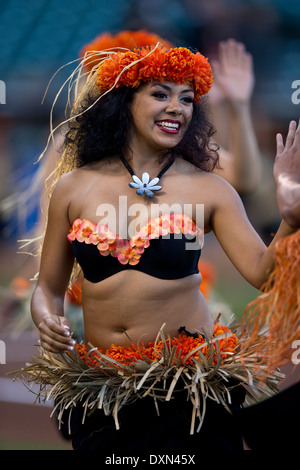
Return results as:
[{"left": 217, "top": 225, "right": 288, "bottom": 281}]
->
[
  {"left": 11, "top": 324, "right": 282, "bottom": 435},
  {"left": 240, "top": 230, "right": 300, "bottom": 377}
]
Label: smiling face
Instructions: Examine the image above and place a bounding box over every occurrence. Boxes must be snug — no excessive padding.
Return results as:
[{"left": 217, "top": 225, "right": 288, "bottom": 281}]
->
[{"left": 128, "top": 81, "right": 194, "bottom": 154}]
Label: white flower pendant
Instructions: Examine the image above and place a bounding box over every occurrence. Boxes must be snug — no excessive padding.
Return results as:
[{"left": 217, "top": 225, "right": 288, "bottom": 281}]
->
[{"left": 129, "top": 172, "right": 162, "bottom": 198}]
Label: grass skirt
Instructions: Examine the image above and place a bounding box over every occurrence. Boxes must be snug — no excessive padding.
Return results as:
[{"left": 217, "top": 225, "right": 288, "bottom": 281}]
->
[{"left": 12, "top": 321, "right": 282, "bottom": 436}]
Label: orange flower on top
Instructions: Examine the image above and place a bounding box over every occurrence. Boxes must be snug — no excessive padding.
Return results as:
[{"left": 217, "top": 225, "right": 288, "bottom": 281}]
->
[
  {"left": 96, "top": 50, "right": 127, "bottom": 91},
  {"left": 192, "top": 52, "right": 214, "bottom": 102},
  {"left": 96, "top": 46, "right": 213, "bottom": 102},
  {"left": 137, "top": 46, "right": 169, "bottom": 82},
  {"left": 166, "top": 47, "right": 194, "bottom": 84},
  {"left": 80, "top": 30, "right": 173, "bottom": 71}
]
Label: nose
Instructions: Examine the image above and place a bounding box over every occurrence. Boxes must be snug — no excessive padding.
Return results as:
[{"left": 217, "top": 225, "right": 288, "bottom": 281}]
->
[{"left": 165, "top": 97, "right": 182, "bottom": 115}]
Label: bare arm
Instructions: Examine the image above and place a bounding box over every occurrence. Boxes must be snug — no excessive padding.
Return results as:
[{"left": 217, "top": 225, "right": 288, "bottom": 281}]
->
[
  {"left": 210, "top": 121, "right": 298, "bottom": 289},
  {"left": 210, "top": 177, "right": 295, "bottom": 289},
  {"left": 274, "top": 120, "right": 300, "bottom": 228},
  {"left": 31, "top": 174, "right": 76, "bottom": 352}
]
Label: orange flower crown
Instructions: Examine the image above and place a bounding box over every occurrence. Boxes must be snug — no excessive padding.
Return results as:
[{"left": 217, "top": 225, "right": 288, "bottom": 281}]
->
[
  {"left": 96, "top": 44, "right": 213, "bottom": 102},
  {"left": 80, "top": 29, "right": 173, "bottom": 71}
]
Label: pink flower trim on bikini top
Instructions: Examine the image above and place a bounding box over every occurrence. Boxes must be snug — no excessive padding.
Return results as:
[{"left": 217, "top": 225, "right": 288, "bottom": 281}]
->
[{"left": 67, "top": 213, "right": 203, "bottom": 266}]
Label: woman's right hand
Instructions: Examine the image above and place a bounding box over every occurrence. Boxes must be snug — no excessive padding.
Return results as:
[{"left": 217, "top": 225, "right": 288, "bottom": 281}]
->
[{"left": 37, "top": 315, "right": 75, "bottom": 353}]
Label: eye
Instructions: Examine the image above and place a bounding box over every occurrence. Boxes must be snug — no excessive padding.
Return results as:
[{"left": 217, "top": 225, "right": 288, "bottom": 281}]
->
[
  {"left": 152, "top": 92, "right": 168, "bottom": 100},
  {"left": 181, "top": 96, "right": 194, "bottom": 104}
]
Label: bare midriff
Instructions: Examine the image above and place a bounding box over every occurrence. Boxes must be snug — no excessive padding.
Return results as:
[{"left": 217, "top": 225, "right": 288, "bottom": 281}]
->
[{"left": 81, "top": 270, "right": 214, "bottom": 350}]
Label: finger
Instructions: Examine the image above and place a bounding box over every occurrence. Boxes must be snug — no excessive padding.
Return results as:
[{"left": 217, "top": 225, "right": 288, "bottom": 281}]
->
[
  {"left": 58, "top": 316, "right": 71, "bottom": 333},
  {"left": 39, "top": 319, "right": 75, "bottom": 347},
  {"left": 276, "top": 133, "right": 284, "bottom": 155},
  {"left": 227, "top": 38, "right": 242, "bottom": 66},
  {"left": 41, "top": 337, "right": 75, "bottom": 353},
  {"left": 296, "top": 118, "right": 300, "bottom": 137},
  {"left": 43, "top": 316, "right": 70, "bottom": 337},
  {"left": 242, "top": 52, "right": 253, "bottom": 73},
  {"left": 39, "top": 324, "right": 75, "bottom": 346},
  {"left": 236, "top": 42, "right": 246, "bottom": 68},
  {"left": 285, "top": 120, "right": 297, "bottom": 149},
  {"left": 40, "top": 328, "right": 75, "bottom": 349}
]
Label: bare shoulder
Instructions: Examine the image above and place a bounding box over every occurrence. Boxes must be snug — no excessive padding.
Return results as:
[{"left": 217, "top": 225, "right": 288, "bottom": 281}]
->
[
  {"left": 176, "top": 158, "right": 239, "bottom": 200},
  {"left": 201, "top": 172, "right": 243, "bottom": 212},
  {"left": 200, "top": 171, "right": 238, "bottom": 193},
  {"left": 47, "top": 168, "right": 88, "bottom": 219},
  {"left": 50, "top": 165, "right": 95, "bottom": 198}
]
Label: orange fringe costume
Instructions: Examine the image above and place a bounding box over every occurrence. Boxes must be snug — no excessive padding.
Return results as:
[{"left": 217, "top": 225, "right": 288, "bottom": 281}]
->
[{"left": 240, "top": 230, "right": 300, "bottom": 377}]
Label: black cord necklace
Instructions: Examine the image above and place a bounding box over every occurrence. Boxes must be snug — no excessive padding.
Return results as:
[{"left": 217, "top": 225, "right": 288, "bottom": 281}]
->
[{"left": 120, "top": 154, "right": 175, "bottom": 198}]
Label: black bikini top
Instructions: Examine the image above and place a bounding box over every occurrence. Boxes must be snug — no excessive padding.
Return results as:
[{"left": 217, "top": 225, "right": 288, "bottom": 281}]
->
[{"left": 68, "top": 213, "right": 203, "bottom": 283}]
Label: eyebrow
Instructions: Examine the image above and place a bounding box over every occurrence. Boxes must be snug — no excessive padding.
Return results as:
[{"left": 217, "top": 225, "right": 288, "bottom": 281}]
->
[{"left": 150, "top": 83, "right": 194, "bottom": 94}]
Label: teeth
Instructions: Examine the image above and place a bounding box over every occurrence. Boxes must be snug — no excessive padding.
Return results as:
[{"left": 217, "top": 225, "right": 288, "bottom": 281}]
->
[{"left": 157, "top": 121, "right": 179, "bottom": 129}]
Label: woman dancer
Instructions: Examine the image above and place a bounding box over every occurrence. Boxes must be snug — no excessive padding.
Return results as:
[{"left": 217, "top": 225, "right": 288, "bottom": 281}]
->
[{"left": 22, "top": 44, "right": 297, "bottom": 451}]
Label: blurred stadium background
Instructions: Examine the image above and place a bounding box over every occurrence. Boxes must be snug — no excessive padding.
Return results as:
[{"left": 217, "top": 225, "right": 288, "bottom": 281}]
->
[{"left": 0, "top": 0, "right": 299, "bottom": 450}]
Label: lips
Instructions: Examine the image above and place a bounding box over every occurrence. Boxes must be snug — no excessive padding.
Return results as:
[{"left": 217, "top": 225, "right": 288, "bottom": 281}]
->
[{"left": 155, "top": 120, "right": 181, "bottom": 134}]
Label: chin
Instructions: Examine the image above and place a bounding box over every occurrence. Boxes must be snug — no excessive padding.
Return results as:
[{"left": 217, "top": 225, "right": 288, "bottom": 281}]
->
[{"left": 156, "top": 136, "right": 182, "bottom": 150}]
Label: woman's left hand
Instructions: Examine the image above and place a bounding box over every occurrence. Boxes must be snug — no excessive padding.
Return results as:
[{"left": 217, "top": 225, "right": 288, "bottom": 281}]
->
[
  {"left": 274, "top": 120, "right": 299, "bottom": 179},
  {"left": 274, "top": 119, "right": 300, "bottom": 228}
]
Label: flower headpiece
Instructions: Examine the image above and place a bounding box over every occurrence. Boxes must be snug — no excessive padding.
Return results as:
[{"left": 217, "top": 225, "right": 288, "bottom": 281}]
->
[
  {"left": 96, "top": 45, "right": 213, "bottom": 102},
  {"left": 80, "top": 29, "right": 173, "bottom": 71}
]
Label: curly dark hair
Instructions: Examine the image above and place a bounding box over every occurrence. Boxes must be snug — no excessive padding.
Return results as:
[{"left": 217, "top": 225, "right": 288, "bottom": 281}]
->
[{"left": 64, "top": 85, "right": 219, "bottom": 171}]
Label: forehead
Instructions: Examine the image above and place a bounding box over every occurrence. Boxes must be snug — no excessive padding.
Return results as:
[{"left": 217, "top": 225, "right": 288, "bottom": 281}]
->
[{"left": 142, "top": 81, "right": 194, "bottom": 93}]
